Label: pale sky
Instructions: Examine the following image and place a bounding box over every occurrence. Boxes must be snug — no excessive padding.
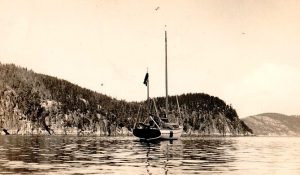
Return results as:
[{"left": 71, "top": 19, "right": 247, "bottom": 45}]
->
[{"left": 1, "top": 0, "right": 300, "bottom": 118}]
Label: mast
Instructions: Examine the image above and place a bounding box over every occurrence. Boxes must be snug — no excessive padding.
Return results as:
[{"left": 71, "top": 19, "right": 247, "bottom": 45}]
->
[
  {"left": 176, "top": 95, "right": 181, "bottom": 123},
  {"left": 147, "top": 69, "right": 150, "bottom": 116},
  {"left": 165, "top": 27, "right": 169, "bottom": 118}
]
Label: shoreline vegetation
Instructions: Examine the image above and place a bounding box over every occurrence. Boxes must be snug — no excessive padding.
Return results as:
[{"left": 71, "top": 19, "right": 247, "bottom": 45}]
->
[{"left": 0, "top": 63, "right": 253, "bottom": 136}]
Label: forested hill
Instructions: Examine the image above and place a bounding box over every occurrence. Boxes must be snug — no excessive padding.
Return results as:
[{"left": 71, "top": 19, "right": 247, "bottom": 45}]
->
[{"left": 0, "top": 63, "right": 252, "bottom": 136}]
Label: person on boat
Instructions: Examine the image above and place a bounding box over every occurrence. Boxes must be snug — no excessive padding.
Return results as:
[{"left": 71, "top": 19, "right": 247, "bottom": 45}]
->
[
  {"left": 107, "top": 120, "right": 111, "bottom": 136},
  {"left": 149, "top": 120, "right": 155, "bottom": 128}
]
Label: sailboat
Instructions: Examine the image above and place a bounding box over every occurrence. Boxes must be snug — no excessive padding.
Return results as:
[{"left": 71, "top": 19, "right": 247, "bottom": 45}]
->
[{"left": 133, "top": 29, "right": 183, "bottom": 141}]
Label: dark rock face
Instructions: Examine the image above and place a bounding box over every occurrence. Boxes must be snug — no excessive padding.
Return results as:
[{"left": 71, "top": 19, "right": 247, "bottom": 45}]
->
[
  {"left": 0, "top": 63, "right": 252, "bottom": 136},
  {"left": 0, "top": 88, "right": 126, "bottom": 135},
  {"left": 157, "top": 94, "right": 253, "bottom": 136},
  {"left": 183, "top": 113, "right": 252, "bottom": 136},
  {"left": 243, "top": 113, "right": 300, "bottom": 136}
]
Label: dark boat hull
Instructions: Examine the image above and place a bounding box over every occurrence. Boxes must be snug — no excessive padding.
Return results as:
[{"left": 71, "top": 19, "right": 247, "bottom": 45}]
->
[{"left": 133, "top": 128, "right": 161, "bottom": 141}]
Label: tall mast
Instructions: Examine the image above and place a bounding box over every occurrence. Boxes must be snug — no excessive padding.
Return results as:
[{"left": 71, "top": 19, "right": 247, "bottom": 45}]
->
[
  {"left": 165, "top": 27, "right": 168, "bottom": 118},
  {"left": 147, "top": 68, "right": 150, "bottom": 116}
]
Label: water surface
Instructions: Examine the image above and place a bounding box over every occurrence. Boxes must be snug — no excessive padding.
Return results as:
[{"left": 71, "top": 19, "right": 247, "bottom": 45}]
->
[{"left": 0, "top": 136, "right": 299, "bottom": 175}]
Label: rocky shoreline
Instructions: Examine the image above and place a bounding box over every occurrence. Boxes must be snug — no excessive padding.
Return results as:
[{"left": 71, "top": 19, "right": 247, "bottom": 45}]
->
[
  {"left": 0, "top": 87, "right": 252, "bottom": 137},
  {"left": 0, "top": 63, "right": 253, "bottom": 137},
  {"left": 0, "top": 89, "right": 251, "bottom": 136}
]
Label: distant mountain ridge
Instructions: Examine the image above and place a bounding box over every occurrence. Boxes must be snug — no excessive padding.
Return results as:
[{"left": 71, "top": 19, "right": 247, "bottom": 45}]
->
[
  {"left": 242, "top": 113, "right": 300, "bottom": 136},
  {"left": 0, "top": 63, "right": 252, "bottom": 136}
]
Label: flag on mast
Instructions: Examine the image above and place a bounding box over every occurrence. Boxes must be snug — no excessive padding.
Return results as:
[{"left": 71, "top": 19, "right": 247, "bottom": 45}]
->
[{"left": 143, "top": 73, "right": 149, "bottom": 86}]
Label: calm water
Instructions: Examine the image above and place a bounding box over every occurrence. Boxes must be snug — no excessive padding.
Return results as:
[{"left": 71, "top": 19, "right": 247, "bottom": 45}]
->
[{"left": 0, "top": 136, "right": 299, "bottom": 175}]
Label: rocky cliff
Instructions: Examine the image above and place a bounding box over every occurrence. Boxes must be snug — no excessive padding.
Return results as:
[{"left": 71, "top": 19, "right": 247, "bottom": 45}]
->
[
  {"left": 0, "top": 63, "right": 252, "bottom": 136},
  {"left": 242, "top": 113, "right": 300, "bottom": 136}
]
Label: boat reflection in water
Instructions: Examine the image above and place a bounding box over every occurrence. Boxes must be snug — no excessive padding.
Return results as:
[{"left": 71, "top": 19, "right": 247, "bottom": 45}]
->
[
  {"left": 139, "top": 139, "right": 182, "bottom": 175},
  {"left": 138, "top": 138, "right": 236, "bottom": 175}
]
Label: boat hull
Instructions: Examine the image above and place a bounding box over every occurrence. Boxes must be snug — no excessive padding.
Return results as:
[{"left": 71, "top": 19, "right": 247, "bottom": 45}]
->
[
  {"left": 159, "top": 127, "right": 183, "bottom": 140},
  {"left": 133, "top": 128, "right": 161, "bottom": 141}
]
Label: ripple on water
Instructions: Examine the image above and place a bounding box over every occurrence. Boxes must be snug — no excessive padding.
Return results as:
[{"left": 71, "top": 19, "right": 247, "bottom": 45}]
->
[{"left": 0, "top": 136, "right": 300, "bottom": 175}]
